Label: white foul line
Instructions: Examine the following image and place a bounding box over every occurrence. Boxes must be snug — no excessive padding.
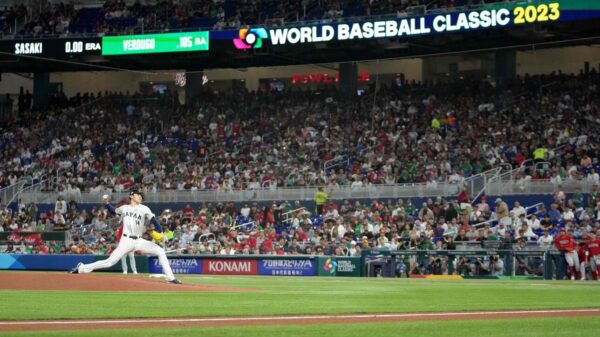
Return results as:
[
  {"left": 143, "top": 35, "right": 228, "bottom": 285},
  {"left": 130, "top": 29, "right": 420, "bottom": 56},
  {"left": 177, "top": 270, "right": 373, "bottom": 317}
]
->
[{"left": 0, "top": 309, "right": 599, "bottom": 326}]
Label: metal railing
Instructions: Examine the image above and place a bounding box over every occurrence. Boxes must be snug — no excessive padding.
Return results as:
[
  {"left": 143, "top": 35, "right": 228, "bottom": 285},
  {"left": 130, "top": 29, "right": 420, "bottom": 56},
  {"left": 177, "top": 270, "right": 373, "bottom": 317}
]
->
[
  {"left": 0, "top": 179, "right": 28, "bottom": 206},
  {"left": 465, "top": 167, "right": 503, "bottom": 205},
  {"left": 323, "top": 155, "right": 350, "bottom": 172},
  {"left": 281, "top": 207, "right": 308, "bottom": 223},
  {"left": 16, "top": 178, "right": 596, "bottom": 204},
  {"left": 473, "top": 201, "right": 545, "bottom": 228},
  {"left": 230, "top": 221, "right": 255, "bottom": 232}
]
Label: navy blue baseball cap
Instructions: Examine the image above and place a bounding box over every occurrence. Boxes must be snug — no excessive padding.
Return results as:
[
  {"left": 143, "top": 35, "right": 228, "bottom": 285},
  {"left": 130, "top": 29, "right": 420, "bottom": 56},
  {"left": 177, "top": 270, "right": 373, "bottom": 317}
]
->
[{"left": 130, "top": 189, "right": 143, "bottom": 198}]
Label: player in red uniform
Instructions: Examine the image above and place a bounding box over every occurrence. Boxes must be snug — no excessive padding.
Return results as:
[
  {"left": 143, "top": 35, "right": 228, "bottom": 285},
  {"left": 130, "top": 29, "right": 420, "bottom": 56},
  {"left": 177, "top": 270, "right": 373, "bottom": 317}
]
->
[
  {"left": 585, "top": 232, "right": 600, "bottom": 280},
  {"left": 576, "top": 241, "right": 588, "bottom": 280},
  {"left": 554, "top": 227, "right": 579, "bottom": 280}
]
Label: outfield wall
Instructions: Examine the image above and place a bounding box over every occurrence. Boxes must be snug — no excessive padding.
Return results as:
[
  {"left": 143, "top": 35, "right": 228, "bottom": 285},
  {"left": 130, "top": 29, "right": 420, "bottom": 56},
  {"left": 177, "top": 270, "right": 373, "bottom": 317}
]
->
[
  {"left": 0, "top": 251, "right": 573, "bottom": 280},
  {"left": 0, "top": 254, "right": 361, "bottom": 277}
]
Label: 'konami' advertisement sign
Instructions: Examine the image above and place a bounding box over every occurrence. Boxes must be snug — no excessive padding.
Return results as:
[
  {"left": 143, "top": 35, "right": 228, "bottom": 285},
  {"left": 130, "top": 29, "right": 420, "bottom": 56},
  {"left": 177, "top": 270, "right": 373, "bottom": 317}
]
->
[{"left": 202, "top": 259, "right": 258, "bottom": 275}]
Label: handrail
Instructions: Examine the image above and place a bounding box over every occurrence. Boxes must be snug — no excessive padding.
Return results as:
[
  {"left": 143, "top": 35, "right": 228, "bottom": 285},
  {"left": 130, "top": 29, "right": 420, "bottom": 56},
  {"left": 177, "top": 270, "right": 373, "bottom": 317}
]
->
[
  {"left": 469, "top": 167, "right": 503, "bottom": 205},
  {"left": 519, "top": 159, "right": 534, "bottom": 173},
  {"left": 472, "top": 218, "right": 497, "bottom": 228},
  {"left": 323, "top": 155, "right": 349, "bottom": 172},
  {"left": 281, "top": 207, "right": 307, "bottom": 223},
  {"left": 16, "top": 178, "right": 599, "bottom": 204},
  {"left": 524, "top": 202, "right": 545, "bottom": 214},
  {"left": 0, "top": 179, "right": 28, "bottom": 206},
  {"left": 494, "top": 163, "right": 513, "bottom": 172},
  {"left": 9, "top": 168, "right": 66, "bottom": 205},
  {"left": 261, "top": 180, "right": 272, "bottom": 189},
  {"left": 230, "top": 221, "right": 254, "bottom": 232},
  {"left": 534, "top": 162, "right": 551, "bottom": 173},
  {"left": 198, "top": 233, "right": 216, "bottom": 243},
  {"left": 474, "top": 202, "right": 545, "bottom": 228}
]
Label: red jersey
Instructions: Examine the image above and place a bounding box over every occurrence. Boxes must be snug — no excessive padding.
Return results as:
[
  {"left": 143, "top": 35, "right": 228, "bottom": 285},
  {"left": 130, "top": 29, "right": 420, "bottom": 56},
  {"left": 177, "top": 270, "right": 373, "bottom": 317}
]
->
[
  {"left": 554, "top": 234, "right": 575, "bottom": 252},
  {"left": 116, "top": 225, "right": 124, "bottom": 243},
  {"left": 585, "top": 238, "right": 600, "bottom": 256},
  {"left": 577, "top": 245, "right": 588, "bottom": 262}
]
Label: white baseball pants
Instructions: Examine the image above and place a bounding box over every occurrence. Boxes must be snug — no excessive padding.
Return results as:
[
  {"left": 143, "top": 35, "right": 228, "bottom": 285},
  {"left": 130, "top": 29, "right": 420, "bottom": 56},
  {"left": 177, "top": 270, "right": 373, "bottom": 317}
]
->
[
  {"left": 564, "top": 251, "right": 580, "bottom": 271},
  {"left": 78, "top": 236, "right": 174, "bottom": 280},
  {"left": 121, "top": 251, "right": 137, "bottom": 274}
]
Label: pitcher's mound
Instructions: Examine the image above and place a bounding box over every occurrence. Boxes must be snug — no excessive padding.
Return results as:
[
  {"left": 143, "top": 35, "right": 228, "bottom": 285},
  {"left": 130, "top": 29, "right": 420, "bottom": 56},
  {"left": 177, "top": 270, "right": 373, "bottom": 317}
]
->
[{"left": 0, "top": 271, "right": 247, "bottom": 292}]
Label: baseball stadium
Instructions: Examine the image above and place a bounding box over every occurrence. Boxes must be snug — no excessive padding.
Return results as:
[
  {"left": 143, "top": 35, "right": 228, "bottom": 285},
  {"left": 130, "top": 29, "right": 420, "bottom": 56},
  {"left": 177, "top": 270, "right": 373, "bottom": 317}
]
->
[{"left": 0, "top": 0, "right": 600, "bottom": 336}]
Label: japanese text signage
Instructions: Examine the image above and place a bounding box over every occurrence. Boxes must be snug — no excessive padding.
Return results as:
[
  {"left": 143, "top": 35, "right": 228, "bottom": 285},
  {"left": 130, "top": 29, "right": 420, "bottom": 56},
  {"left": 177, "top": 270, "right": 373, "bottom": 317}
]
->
[
  {"left": 258, "top": 259, "right": 316, "bottom": 276},
  {"left": 149, "top": 257, "right": 202, "bottom": 274}
]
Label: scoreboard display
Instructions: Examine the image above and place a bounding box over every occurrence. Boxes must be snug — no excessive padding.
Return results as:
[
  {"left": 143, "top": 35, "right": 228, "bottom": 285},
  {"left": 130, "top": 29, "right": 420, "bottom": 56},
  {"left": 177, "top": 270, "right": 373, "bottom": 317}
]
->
[
  {"left": 1, "top": 38, "right": 101, "bottom": 57},
  {"left": 0, "top": 0, "right": 597, "bottom": 61},
  {"left": 101, "top": 31, "right": 209, "bottom": 55}
]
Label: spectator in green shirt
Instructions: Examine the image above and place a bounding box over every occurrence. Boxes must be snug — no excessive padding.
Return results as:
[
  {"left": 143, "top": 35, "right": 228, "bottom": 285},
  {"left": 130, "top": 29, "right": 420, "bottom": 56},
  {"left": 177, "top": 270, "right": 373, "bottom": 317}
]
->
[
  {"left": 532, "top": 146, "right": 548, "bottom": 162},
  {"left": 404, "top": 199, "right": 416, "bottom": 215},
  {"left": 571, "top": 187, "right": 584, "bottom": 209}
]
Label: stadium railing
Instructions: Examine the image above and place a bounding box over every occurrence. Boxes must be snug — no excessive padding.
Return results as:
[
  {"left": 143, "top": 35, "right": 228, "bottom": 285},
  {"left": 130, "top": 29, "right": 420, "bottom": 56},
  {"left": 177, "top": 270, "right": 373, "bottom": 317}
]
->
[
  {"left": 15, "top": 179, "right": 596, "bottom": 204},
  {"left": 386, "top": 248, "right": 553, "bottom": 278}
]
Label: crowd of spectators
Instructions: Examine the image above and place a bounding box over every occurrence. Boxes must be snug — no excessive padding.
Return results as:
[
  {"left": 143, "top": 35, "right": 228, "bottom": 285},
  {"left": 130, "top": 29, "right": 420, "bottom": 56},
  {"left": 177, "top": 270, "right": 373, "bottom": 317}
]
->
[
  {"left": 1, "top": 68, "right": 600, "bottom": 278},
  {"left": 0, "top": 3, "right": 28, "bottom": 35},
  {"left": 1, "top": 187, "right": 600, "bottom": 277},
  {"left": 1, "top": 70, "right": 599, "bottom": 195},
  {"left": 10, "top": 0, "right": 518, "bottom": 36},
  {"left": 19, "top": 1, "right": 78, "bottom": 36}
]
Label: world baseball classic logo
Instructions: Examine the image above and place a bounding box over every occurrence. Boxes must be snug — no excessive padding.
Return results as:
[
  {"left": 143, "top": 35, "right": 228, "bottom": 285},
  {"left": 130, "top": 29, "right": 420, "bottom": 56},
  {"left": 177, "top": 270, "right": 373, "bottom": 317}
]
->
[
  {"left": 323, "top": 258, "right": 337, "bottom": 274},
  {"left": 233, "top": 28, "right": 268, "bottom": 49}
]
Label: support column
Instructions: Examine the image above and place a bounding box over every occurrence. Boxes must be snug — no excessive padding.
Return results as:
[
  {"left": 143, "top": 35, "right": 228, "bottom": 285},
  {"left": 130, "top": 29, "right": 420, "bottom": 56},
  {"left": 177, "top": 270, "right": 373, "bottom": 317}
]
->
[
  {"left": 33, "top": 72, "right": 50, "bottom": 108},
  {"left": 185, "top": 71, "right": 205, "bottom": 105},
  {"left": 339, "top": 62, "right": 358, "bottom": 97},
  {"left": 495, "top": 50, "right": 516, "bottom": 88}
]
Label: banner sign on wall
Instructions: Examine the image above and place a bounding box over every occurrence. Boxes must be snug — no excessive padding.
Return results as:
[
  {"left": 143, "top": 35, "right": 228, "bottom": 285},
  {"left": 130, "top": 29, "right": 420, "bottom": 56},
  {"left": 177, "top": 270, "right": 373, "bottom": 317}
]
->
[
  {"left": 258, "top": 258, "right": 316, "bottom": 276},
  {"left": 149, "top": 257, "right": 202, "bottom": 274},
  {"left": 334, "top": 257, "right": 362, "bottom": 277},
  {"left": 202, "top": 258, "right": 258, "bottom": 275}
]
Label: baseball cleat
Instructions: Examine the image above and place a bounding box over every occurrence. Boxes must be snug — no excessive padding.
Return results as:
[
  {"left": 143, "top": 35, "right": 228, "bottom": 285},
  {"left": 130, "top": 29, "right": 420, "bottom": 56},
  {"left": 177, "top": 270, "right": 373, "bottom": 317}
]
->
[
  {"left": 167, "top": 278, "right": 182, "bottom": 284},
  {"left": 70, "top": 263, "right": 83, "bottom": 274}
]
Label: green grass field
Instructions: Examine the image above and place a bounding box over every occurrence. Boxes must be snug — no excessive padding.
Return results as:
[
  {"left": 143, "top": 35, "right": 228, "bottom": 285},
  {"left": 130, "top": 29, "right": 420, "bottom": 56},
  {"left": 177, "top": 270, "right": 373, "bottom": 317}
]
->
[{"left": 1, "top": 273, "right": 599, "bottom": 337}]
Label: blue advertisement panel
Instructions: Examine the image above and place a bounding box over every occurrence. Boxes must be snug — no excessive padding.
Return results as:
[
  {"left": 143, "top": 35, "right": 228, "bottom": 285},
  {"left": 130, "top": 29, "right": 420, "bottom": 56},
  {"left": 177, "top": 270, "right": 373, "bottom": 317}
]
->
[
  {"left": 258, "top": 258, "right": 316, "bottom": 276},
  {"left": 0, "top": 254, "right": 96, "bottom": 270},
  {"left": 149, "top": 257, "right": 202, "bottom": 274}
]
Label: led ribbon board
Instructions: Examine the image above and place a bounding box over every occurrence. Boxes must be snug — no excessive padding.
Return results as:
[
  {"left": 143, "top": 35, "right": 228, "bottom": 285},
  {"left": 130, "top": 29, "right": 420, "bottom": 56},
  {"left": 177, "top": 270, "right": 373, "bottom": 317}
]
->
[
  {"left": 0, "top": 38, "right": 101, "bottom": 57},
  {"left": 102, "top": 31, "right": 209, "bottom": 55},
  {"left": 235, "top": 0, "right": 600, "bottom": 47}
]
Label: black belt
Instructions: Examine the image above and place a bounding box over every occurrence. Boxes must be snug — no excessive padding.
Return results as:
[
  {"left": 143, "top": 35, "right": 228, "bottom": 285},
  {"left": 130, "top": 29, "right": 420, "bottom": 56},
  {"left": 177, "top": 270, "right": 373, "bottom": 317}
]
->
[{"left": 123, "top": 234, "right": 139, "bottom": 239}]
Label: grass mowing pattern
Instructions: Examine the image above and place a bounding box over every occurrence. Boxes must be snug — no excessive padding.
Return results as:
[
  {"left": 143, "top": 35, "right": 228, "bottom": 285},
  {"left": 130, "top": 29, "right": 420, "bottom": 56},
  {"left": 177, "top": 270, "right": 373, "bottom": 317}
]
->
[
  {"left": 0, "top": 317, "right": 599, "bottom": 337},
  {"left": 0, "top": 275, "right": 598, "bottom": 320}
]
